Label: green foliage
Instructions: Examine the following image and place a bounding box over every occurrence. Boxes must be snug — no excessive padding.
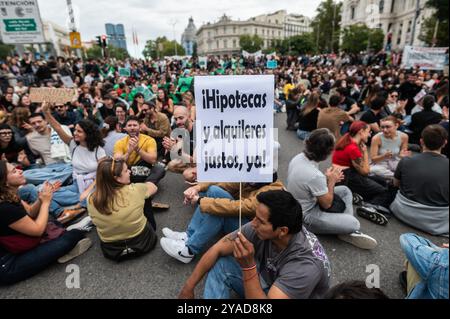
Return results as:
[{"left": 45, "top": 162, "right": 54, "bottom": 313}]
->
[
  {"left": 0, "top": 42, "right": 14, "bottom": 60},
  {"left": 287, "top": 33, "right": 315, "bottom": 55},
  {"left": 341, "top": 24, "right": 384, "bottom": 54},
  {"left": 369, "top": 28, "right": 385, "bottom": 52},
  {"left": 310, "top": 0, "right": 342, "bottom": 53},
  {"left": 239, "top": 34, "right": 263, "bottom": 53},
  {"left": 86, "top": 45, "right": 130, "bottom": 60},
  {"left": 142, "top": 37, "right": 185, "bottom": 59},
  {"left": 419, "top": 0, "right": 449, "bottom": 46}
]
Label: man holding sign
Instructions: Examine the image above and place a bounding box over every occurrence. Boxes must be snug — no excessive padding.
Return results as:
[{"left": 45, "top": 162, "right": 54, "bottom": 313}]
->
[{"left": 178, "top": 190, "right": 331, "bottom": 299}]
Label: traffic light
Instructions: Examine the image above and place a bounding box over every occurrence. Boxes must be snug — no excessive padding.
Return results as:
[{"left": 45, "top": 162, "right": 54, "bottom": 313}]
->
[
  {"left": 101, "top": 35, "right": 107, "bottom": 48},
  {"left": 96, "top": 36, "right": 102, "bottom": 47}
]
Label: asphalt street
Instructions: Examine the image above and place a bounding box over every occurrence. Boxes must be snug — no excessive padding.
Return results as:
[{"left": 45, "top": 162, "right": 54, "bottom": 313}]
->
[{"left": 0, "top": 113, "right": 446, "bottom": 299}]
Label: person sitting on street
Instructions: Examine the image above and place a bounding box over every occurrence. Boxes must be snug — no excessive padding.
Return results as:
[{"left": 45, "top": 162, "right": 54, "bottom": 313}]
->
[
  {"left": 178, "top": 190, "right": 331, "bottom": 299},
  {"left": 87, "top": 158, "right": 158, "bottom": 261},
  {"left": 288, "top": 128, "right": 379, "bottom": 250},
  {"left": 139, "top": 101, "right": 171, "bottom": 158},
  {"left": 160, "top": 174, "right": 284, "bottom": 264},
  {"left": 0, "top": 160, "right": 92, "bottom": 285},
  {"left": 390, "top": 125, "right": 449, "bottom": 236},
  {"left": 399, "top": 233, "right": 448, "bottom": 299},
  {"left": 370, "top": 116, "right": 411, "bottom": 180},
  {"left": 332, "top": 121, "right": 396, "bottom": 224}
]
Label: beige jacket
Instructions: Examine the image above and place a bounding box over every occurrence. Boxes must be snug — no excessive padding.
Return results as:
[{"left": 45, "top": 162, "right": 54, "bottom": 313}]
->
[{"left": 197, "top": 181, "right": 285, "bottom": 218}]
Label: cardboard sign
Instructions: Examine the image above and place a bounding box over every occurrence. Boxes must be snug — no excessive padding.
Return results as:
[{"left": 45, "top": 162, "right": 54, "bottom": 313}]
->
[
  {"left": 194, "top": 75, "right": 275, "bottom": 183},
  {"left": 29, "top": 88, "right": 77, "bottom": 104}
]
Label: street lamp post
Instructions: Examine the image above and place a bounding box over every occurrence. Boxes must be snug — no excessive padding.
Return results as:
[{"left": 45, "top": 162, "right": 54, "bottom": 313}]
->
[{"left": 169, "top": 20, "right": 179, "bottom": 57}]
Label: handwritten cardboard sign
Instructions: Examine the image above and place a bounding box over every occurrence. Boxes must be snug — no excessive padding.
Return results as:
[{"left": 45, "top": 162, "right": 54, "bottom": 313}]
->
[{"left": 29, "top": 88, "right": 77, "bottom": 104}]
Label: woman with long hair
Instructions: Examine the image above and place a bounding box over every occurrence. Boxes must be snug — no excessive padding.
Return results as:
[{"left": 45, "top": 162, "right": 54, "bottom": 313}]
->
[
  {"left": 332, "top": 121, "right": 394, "bottom": 225},
  {"left": 32, "top": 102, "right": 107, "bottom": 223},
  {"left": 370, "top": 116, "right": 411, "bottom": 179},
  {"left": 129, "top": 93, "right": 145, "bottom": 116},
  {"left": 87, "top": 158, "right": 158, "bottom": 262},
  {"left": 297, "top": 92, "right": 321, "bottom": 140},
  {"left": 156, "top": 88, "right": 174, "bottom": 121},
  {"left": 0, "top": 160, "right": 91, "bottom": 285},
  {"left": 8, "top": 107, "right": 33, "bottom": 148}
]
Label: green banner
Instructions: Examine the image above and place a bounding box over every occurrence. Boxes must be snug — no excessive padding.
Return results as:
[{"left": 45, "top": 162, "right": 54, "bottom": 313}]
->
[{"left": 4, "top": 19, "right": 37, "bottom": 32}]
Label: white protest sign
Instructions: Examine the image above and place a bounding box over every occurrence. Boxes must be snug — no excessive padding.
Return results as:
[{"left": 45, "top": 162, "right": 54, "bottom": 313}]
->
[
  {"left": 195, "top": 75, "right": 274, "bottom": 183},
  {"left": 0, "top": 0, "right": 45, "bottom": 44},
  {"left": 61, "top": 76, "right": 75, "bottom": 88},
  {"left": 402, "top": 46, "right": 449, "bottom": 70}
]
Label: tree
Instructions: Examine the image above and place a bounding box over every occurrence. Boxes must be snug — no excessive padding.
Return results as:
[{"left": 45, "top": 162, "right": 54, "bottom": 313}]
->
[
  {"left": 239, "top": 35, "right": 263, "bottom": 53},
  {"left": 107, "top": 45, "right": 130, "bottom": 60},
  {"left": 142, "top": 37, "right": 185, "bottom": 59},
  {"left": 86, "top": 45, "right": 103, "bottom": 59},
  {"left": 341, "top": 24, "right": 384, "bottom": 54},
  {"left": 419, "top": 0, "right": 449, "bottom": 46},
  {"left": 287, "top": 33, "right": 315, "bottom": 55},
  {"left": 368, "top": 28, "right": 385, "bottom": 52},
  {"left": 0, "top": 42, "right": 14, "bottom": 59},
  {"left": 86, "top": 45, "right": 130, "bottom": 60},
  {"left": 310, "top": 0, "right": 342, "bottom": 53}
]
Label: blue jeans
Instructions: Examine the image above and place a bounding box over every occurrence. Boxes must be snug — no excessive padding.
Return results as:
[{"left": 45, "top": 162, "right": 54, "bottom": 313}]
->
[
  {"left": 0, "top": 230, "right": 84, "bottom": 285},
  {"left": 23, "top": 163, "right": 73, "bottom": 186},
  {"left": 186, "top": 186, "right": 250, "bottom": 255},
  {"left": 18, "top": 183, "right": 83, "bottom": 217},
  {"left": 297, "top": 129, "right": 311, "bottom": 140},
  {"left": 400, "top": 233, "right": 449, "bottom": 299},
  {"left": 204, "top": 256, "right": 245, "bottom": 299}
]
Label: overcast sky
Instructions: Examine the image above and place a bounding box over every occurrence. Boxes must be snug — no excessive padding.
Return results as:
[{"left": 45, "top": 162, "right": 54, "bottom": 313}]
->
[{"left": 37, "top": 0, "right": 323, "bottom": 57}]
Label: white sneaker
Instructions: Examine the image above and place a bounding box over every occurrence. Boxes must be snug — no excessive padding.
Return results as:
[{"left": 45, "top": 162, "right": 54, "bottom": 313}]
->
[
  {"left": 160, "top": 237, "right": 194, "bottom": 264},
  {"left": 57, "top": 238, "right": 92, "bottom": 263},
  {"left": 162, "top": 227, "right": 188, "bottom": 241},
  {"left": 66, "top": 216, "right": 94, "bottom": 232},
  {"left": 338, "top": 232, "right": 378, "bottom": 250}
]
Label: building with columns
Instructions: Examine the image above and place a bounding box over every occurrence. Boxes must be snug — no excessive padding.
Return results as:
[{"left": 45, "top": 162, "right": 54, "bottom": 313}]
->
[
  {"left": 341, "top": 0, "right": 436, "bottom": 51},
  {"left": 196, "top": 10, "right": 312, "bottom": 56}
]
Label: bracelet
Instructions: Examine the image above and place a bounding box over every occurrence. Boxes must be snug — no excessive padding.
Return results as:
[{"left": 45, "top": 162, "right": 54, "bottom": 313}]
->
[
  {"left": 241, "top": 264, "right": 257, "bottom": 272},
  {"left": 244, "top": 272, "right": 259, "bottom": 282}
]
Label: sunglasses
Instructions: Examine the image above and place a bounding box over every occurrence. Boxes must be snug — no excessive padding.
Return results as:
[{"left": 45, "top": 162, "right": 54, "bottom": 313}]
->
[
  {"left": 390, "top": 94, "right": 398, "bottom": 98},
  {"left": 55, "top": 105, "right": 65, "bottom": 109}
]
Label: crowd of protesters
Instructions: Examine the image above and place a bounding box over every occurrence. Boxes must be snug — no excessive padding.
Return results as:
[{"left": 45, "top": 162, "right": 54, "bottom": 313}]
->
[{"left": 0, "top": 50, "right": 448, "bottom": 299}]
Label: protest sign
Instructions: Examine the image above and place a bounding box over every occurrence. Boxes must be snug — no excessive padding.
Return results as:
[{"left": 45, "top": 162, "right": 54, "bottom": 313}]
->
[
  {"left": 133, "top": 86, "right": 154, "bottom": 101},
  {"left": 119, "top": 67, "right": 131, "bottom": 77},
  {"left": 402, "top": 46, "right": 449, "bottom": 70},
  {"left": 199, "top": 56, "right": 208, "bottom": 70},
  {"left": 61, "top": 76, "right": 75, "bottom": 88},
  {"left": 195, "top": 75, "right": 275, "bottom": 183},
  {"left": 266, "top": 60, "right": 278, "bottom": 69},
  {"left": 29, "top": 88, "right": 77, "bottom": 104}
]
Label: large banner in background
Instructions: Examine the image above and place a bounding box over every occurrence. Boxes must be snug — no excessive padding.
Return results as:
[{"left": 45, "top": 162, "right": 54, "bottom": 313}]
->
[
  {"left": 195, "top": 75, "right": 275, "bottom": 183},
  {"left": 402, "top": 46, "right": 449, "bottom": 70},
  {"left": 0, "top": 0, "right": 45, "bottom": 44}
]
